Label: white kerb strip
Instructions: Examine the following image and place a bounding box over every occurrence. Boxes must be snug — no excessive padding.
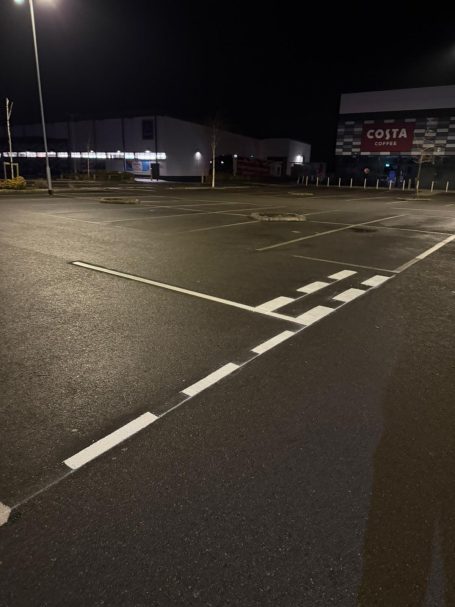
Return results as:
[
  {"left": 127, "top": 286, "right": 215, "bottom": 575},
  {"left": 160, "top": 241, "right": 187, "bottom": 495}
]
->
[
  {"left": 333, "top": 288, "right": 365, "bottom": 303},
  {"left": 252, "top": 331, "right": 295, "bottom": 355},
  {"left": 329, "top": 270, "right": 357, "bottom": 280},
  {"left": 256, "top": 296, "right": 294, "bottom": 312},
  {"left": 296, "top": 305, "right": 335, "bottom": 325},
  {"left": 297, "top": 281, "right": 330, "bottom": 294},
  {"left": 182, "top": 363, "right": 239, "bottom": 397},
  {"left": 0, "top": 502, "right": 11, "bottom": 527},
  {"left": 64, "top": 412, "right": 158, "bottom": 470},
  {"left": 362, "top": 275, "right": 391, "bottom": 287}
]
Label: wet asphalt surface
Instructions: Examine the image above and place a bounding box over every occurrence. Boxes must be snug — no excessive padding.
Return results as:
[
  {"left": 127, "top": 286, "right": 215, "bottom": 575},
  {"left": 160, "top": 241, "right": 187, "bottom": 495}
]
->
[{"left": 0, "top": 183, "right": 454, "bottom": 606}]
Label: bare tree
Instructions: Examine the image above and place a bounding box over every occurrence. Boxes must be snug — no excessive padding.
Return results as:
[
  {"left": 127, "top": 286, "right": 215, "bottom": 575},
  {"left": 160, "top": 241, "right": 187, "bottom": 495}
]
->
[
  {"left": 412, "top": 129, "right": 441, "bottom": 196},
  {"left": 5, "top": 98, "right": 17, "bottom": 179}
]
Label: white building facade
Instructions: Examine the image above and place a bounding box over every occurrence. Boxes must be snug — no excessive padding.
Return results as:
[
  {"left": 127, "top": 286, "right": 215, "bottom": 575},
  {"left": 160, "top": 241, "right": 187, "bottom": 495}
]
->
[{"left": 1, "top": 114, "right": 310, "bottom": 179}]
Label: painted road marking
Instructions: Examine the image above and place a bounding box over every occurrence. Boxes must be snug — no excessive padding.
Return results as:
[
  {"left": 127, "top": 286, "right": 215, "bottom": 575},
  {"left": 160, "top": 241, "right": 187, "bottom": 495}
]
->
[
  {"left": 296, "top": 305, "right": 335, "bottom": 325},
  {"left": 252, "top": 331, "right": 295, "bottom": 354},
  {"left": 329, "top": 269, "right": 357, "bottom": 280},
  {"left": 0, "top": 502, "right": 11, "bottom": 526},
  {"left": 395, "top": 234, "right": 455, "bottom": 272},
  {"left": 72, "top": 262, "right": 304, "bottom": 325},
  {"left": 256, "top": 296, "right": 295, "bottom": 312},
  {"left": 256, "top": 215, "right": 405, "bottom": 251},
  {"left": 362, "top": 275, "right": 391, "bottom": 287},
  {"left": 64, "top": 412, "right": 159, "bottom": 470},
  {"left": 333, "top": 288, "right": 365, "bottom": 303},
  {"left": 292, "top": 255, "right": 398, "bottom": 274},
  {"left": 182, "top": 363, "right": 239, "bottom": 397},
  {"left": 297, "top": 281, "right": 330, "bottom": 294}
]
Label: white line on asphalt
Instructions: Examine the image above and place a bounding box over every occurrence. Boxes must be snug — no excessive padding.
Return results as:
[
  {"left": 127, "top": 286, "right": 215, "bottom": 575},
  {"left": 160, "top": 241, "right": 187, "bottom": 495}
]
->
[
  {"left": 394, "top": 234, "right": 455, "bottom": 272},
  {"left": 71, "top": 262, "right": 303, "bottom": 325},
  {"left": 297, "top": 281, "right": 330, "bottom": 294},
  {"left": 362, "top": 275, "right": 391, "bottom": 287},
  {"left": 394, "top": 208, "right": 455, "bottom": 215},
  {"left": 251, "top": 331, "right": 296, "bottom": 354},
  {"left": 307, "top": 220, "right": 450, "bottom": 236},
  {"left": 333, "top": 288, "right": 365, "bottom": 303},
  {"left": 329, "top": 269, "right": 357, "bottom": 280},
  {"left": 0, "top": 502, "right": 11, "bottom": 527},
  {"left": 292, "top": 255, "right": 398, "bottom": 274},
  {"left": 64, "top": 412, "right": 158, "bottom": 470},
  {"left": 183, "top": 220, "right": 260, "bottom": 233},
  {"left": 256, "top": 215, "right": 405, "bottom": 251},
  {"left": 256, "top": 296, "right": 295, "bottom": 312},
  {"left": 182, "top": 363, "right": 239, "bottom": 397},
  {"left": 296, "top": 305, "right": 335, "bottom": 325}
]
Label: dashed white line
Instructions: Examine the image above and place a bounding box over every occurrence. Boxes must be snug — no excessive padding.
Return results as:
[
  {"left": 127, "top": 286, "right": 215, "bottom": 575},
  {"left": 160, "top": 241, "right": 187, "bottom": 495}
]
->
[
  {"left": 362, "top": 275, "right": 391, "bottom": 287},
  {"left": 333, "top": 288, "right": 365, "bottom": 303},
  {"left": 64, "top": 412, "right": 159, "bottom": 470},
  {"left": 252, "top": 331, "right": 295, "bottom": 354},
  {"left": 297, "top": 281, "right": 330, "bottom": 294},
  {"left": 182, "top": 363, "right": 239, "bottom": 397},
  {"left": 296, "top": 305, "right": 335, "bottom": 325},
  {"left": 256, "top": 296, "right": 295, "bottom": 312},
  {"left": 329, "top": 269, "right": 357, "bottom": 280}
]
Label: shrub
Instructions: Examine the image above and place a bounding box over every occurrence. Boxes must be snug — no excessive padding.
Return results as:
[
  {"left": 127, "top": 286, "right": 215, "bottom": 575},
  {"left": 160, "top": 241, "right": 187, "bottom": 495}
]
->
[{"left": 0, "top": 176, "right": 27, "bottom": 190}]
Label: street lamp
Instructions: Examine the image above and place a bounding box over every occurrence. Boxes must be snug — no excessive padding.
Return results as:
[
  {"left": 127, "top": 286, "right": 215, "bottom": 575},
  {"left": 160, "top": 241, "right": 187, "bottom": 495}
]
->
[{"left": 14, "top": 0, "right": 53, "bottom": 195}]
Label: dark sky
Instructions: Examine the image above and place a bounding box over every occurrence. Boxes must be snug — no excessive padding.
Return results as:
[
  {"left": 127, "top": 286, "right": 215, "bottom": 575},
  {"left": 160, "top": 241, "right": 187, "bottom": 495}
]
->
[{"left": 1, "top": 0, "right": 454, "bottom": 161}]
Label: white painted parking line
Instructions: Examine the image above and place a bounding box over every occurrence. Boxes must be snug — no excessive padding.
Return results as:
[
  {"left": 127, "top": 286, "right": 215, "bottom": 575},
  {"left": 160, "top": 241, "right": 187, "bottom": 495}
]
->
[
  {"left": 0, "top": 502, "right": 11, "bottom": 527},
  {"left": 395, "top": 234, "right": 455, "bottom": 272},
  {"left": 72, "top": 262, "right": 303, "bottom": 325},
  {"left": 64, "top": 412, "right": 159, "bottom": 470},
  {"left": 292, "top": 255, "right": 398, "bottom": 274},
  {"left": 329, "top": 269, "right": 357, "bottom": 280},
  {"left": 297, "top": 281, "right": 330, "bottom": 294},
  {"left": 252, "top": 331, "right": 295, "bottom": 354},
  {"left": 256, "top": 296, "right": 295, "bottom": 312},
  {"left": 333, "top": 288, "right": 365, "bottom": 303},
  {"left": 256, "top": 215, "right": 405, "bottom": 251},
  {"left": 362, "top": 275, "right": 391, "bottom": 287},
  {"left": 296, "top": 305, "right": 335, "bottom": 325},
  {"left": 182, "top": 363, "right": 239, "bottom": 397}
]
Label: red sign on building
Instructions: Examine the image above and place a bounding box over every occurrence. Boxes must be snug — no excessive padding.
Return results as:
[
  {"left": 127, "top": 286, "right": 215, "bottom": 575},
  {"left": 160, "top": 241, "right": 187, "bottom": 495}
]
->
[{"left": 360, "top": 122, "right": 415, "bottom": 152}]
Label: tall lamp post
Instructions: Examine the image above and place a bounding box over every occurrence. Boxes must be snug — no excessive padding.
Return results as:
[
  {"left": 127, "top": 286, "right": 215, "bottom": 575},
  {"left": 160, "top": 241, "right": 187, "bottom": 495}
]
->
[{"left": 14, "top": 0, "right": 53, "bottom": 195}]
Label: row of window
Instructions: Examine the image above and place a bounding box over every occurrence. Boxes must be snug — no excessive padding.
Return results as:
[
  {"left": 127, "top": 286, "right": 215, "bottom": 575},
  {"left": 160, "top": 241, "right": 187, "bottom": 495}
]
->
[{"left": 1, "top": 151, "right": 166, "bottom": 160}]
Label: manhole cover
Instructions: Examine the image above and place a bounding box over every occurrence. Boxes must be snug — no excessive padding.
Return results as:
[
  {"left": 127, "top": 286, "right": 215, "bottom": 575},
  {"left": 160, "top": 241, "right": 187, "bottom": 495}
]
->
[
  {"left": 99, "top": 197, "right": 140, "bottom": 204},
  {"left": 250, "top": 212, "right": 306, "bottom": 222}
]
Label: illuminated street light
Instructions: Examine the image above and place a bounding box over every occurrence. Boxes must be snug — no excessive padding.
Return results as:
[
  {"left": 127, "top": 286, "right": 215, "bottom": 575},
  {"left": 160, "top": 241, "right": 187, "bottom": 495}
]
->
[{"left": 14, "top": 0, "right": 53, "bottom": 194}]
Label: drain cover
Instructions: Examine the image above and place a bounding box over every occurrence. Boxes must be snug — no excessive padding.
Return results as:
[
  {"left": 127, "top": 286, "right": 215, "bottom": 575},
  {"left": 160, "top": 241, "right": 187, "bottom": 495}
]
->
[{"left": 251, "top": 212, "right": 306, "bottom": 222}]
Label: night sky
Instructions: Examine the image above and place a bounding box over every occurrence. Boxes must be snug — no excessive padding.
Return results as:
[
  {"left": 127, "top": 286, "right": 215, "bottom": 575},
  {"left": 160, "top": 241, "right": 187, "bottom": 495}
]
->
[{"left": 1, "top": 0, "right": 454, "bottom": 162}]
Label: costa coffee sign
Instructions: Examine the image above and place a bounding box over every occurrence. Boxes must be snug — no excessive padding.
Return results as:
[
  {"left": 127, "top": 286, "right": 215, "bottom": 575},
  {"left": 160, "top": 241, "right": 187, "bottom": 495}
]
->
[{"left": 361, "top": 122, "right": 415, "bottom": 152}]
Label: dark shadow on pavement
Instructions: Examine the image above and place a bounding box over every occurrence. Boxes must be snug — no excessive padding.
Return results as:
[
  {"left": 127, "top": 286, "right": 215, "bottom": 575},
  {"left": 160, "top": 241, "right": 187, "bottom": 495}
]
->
[{"left": 358, "top": 281, "right": 455, "bottom": 606}]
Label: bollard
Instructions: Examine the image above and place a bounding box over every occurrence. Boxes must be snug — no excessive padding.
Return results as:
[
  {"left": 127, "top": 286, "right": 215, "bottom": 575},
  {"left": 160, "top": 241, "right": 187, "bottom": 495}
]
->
[
  {"left": 431, "top": 181, "right": 434, "bottom": 192},
  {"left": 408, "top": 179, "right": 411, "bottom": 190},
  {"left": 316, "top": 177, "right": 319, "bottom": 187},
  {"left": 363, "top": 178, "right": 367, "bottom": 189},
  {"left": 305, "top": 176, "right": 308, "bottom": 186},
  {"left": 416, "top": 179, "right": 420, "bottom": 192},
  {"left": 402, "top": 180, "right": 405, "bottom": 190},
  {"left": 350, "top": 177, "right": 353, "bottom": 188},
  {"left": 327, "top": 177, "right": 330, "bottom": 187},
  {"left": 446, "top": 181, "right": 449, "bottom": 192},
  {"left": 376, "top": 179, "right": 379, "bottom": 189},
  {"left": 338, "top": 177, "right": 341, "bottom": 188},
  {"left": 389, "top": 181, "right": 392, "bottom": 190}
]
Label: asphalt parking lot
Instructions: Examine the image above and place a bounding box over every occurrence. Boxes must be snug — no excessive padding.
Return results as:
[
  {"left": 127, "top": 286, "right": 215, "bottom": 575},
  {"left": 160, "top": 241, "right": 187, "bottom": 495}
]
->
[{"left": 0, "top": 183, "right": 454, "bottom": 606}]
